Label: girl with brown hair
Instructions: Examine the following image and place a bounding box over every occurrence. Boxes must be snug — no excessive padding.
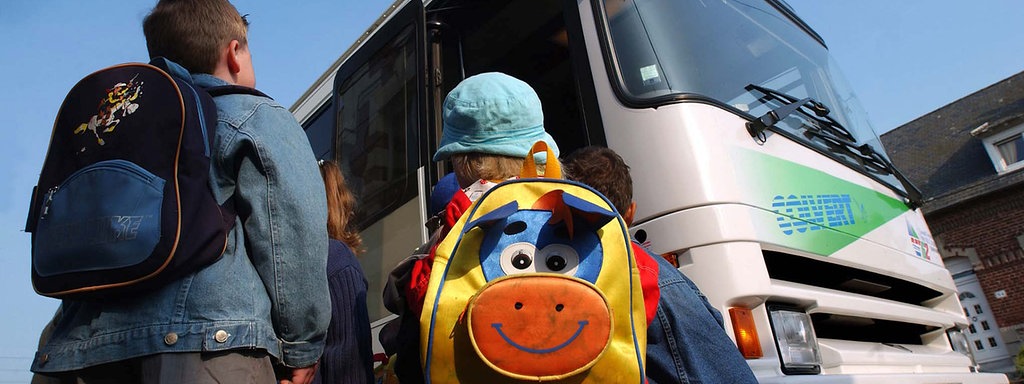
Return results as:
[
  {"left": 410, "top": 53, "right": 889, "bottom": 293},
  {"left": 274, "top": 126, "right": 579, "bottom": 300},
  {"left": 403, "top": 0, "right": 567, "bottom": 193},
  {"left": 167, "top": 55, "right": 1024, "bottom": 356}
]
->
[{"left": 316, "top": 160, "right": 374, "bottom": 384}]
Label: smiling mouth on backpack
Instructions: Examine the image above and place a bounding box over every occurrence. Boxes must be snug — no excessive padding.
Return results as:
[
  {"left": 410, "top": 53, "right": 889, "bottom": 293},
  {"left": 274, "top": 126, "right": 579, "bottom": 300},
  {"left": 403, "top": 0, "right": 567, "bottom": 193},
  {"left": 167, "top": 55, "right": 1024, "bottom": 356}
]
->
[{"left": 467, "top": 274, "right": 612, "bottom": 378}]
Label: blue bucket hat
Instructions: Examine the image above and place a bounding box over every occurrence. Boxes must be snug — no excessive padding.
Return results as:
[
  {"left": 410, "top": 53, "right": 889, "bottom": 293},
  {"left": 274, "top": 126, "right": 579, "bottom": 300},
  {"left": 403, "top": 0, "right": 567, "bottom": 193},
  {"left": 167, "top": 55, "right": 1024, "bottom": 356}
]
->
[{"left": 433, "top": 72, "right": 559, "bottom": 162}]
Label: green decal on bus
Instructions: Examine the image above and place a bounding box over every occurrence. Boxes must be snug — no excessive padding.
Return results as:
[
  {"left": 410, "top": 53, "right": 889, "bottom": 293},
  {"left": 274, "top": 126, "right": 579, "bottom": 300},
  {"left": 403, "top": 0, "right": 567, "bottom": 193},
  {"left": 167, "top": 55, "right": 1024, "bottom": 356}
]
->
[{"left": 741, "top": 150, "right": 908, "bottom": 255}]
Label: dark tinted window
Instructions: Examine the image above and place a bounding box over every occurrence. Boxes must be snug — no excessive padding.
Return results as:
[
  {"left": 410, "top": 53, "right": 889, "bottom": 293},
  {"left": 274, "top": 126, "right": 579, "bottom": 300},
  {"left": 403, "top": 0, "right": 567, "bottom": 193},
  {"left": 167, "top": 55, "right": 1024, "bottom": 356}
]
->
[
  {"left": 303, "top": 100, "right": 335, "bottom": 160},
  {"left": 335, "top": 25, "right": 420, "bottom": 229},
  {"left": 432, "top": 0, "right": 592, "bottom": 154}
]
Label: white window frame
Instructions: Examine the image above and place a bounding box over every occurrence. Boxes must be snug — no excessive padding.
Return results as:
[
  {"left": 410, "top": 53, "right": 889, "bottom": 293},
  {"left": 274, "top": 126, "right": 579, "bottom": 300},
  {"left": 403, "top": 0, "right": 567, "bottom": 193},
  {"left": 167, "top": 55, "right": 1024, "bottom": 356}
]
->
[{"left": 981, "top": 122, "right": 1024, "bottom": 174}]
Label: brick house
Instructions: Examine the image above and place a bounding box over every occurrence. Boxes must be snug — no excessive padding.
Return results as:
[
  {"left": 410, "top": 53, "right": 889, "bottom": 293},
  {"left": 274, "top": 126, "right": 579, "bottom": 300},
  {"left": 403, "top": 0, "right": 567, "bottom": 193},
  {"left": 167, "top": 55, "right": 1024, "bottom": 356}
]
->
[{"left": 881, "top": 70, "right": 1024, "bottom": 374}]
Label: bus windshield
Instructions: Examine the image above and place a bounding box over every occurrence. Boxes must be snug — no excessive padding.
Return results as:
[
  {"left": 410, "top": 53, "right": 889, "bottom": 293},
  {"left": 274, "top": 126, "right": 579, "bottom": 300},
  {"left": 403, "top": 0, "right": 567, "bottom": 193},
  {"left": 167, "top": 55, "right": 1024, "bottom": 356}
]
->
[{"left": 601, "top": 0, "right": 904, "bottom": 193}]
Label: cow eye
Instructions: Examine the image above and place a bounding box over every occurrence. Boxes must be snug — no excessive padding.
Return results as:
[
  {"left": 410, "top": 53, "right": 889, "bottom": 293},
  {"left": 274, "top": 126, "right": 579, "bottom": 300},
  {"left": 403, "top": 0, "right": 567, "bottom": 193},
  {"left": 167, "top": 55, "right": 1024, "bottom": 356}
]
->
[
  {"left": 535, "top": 244, "right": 579, "bottom": 275},
  {"left": 512, "top": 252, "right": 533, "bottom": 269},
  {"left": 498, "top": 242, "right": 537, "bottom": 275}
]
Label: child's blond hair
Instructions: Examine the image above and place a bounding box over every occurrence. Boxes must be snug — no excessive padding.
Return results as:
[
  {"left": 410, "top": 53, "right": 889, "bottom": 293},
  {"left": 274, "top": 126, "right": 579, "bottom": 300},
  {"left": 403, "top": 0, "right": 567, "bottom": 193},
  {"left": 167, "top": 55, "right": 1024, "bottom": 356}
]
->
[{"left": 450, "top": 153, "right": 524, "bottom": 187}]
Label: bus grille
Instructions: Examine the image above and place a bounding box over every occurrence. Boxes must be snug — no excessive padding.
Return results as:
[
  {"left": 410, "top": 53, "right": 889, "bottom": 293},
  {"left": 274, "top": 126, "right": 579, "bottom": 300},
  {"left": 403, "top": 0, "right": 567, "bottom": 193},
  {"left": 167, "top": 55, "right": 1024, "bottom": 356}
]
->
[
  {"left": 763, "top": 251, "right": 943, "bottom": 306},
  {"left": 763, "top": 251, "right": 946, "bottom": 345}
]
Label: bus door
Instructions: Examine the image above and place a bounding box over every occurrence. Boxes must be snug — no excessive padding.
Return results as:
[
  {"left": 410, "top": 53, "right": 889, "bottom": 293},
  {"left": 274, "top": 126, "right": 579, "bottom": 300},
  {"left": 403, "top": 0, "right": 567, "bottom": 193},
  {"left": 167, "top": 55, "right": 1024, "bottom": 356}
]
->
[{"left": 426, "top": 0, "right": 605, "bottom": 157}]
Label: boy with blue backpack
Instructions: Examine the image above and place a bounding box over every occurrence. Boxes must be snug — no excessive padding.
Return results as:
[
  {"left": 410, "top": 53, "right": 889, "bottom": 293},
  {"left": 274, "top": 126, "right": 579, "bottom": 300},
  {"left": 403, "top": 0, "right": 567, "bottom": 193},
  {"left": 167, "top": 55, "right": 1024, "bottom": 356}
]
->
[{"left": 29, "top": 1, "right": 329, "bottom": 383}]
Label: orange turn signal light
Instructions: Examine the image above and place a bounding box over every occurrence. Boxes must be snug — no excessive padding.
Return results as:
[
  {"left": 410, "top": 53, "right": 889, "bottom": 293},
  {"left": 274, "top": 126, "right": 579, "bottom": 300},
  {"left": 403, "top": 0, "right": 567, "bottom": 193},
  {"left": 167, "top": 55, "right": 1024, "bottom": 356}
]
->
[
  {"left": 660, "top": 252, "right": 679, "bottom": 268},
  {"left": 729, "top": 307, "right": 763, "bottom": 359}
]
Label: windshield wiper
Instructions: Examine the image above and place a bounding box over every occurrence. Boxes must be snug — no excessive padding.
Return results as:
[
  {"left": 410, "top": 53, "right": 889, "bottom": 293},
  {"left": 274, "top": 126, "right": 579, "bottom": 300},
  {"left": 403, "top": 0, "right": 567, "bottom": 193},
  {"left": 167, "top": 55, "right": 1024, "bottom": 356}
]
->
[
  {"left": 745, "top": 84, "right": 924, "bottom": 209},
  {"left": 744, "top": 84, "right": 854, "bottom": 143},
  {"left": 800, "top": 127, "right": 924, "bottom": 209},
  {"left": 860, "top": 142, "right": 925, "bottom": 210}
]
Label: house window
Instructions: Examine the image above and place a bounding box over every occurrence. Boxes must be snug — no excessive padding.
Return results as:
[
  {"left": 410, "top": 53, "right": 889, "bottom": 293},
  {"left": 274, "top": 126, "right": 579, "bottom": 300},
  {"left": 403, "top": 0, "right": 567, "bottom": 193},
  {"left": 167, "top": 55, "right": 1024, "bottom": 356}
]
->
[
  {"left": 969, "top": 324, "right": 977, "bottom": 334},
  {"left": 974, "top": 304, "right": 983, "bottom": 314},
  {"left": 974, "top": 340, "right": 984, "bottom": 350},
  {"left": 981, "top": 122, "right": 1024, "bottom": 173},
  {"left": 988, "top": 337, "right": 998, "bottom": 347},
  {"left": 995, "top": 136, "right": 1024, "bottom": 165},
  {"left": 981, "top": 321, "right": 990, "bottom": 331}
]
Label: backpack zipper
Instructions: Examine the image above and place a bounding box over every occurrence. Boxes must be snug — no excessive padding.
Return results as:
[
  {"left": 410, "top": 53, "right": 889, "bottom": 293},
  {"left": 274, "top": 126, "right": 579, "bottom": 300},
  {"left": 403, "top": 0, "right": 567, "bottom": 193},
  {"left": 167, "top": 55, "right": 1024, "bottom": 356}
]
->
[
  {"left": 40, "top": 160, "right": 159, "bottom": 220},
  {"left": 40, "top": 187, "right": 58, "bottom": 219}
]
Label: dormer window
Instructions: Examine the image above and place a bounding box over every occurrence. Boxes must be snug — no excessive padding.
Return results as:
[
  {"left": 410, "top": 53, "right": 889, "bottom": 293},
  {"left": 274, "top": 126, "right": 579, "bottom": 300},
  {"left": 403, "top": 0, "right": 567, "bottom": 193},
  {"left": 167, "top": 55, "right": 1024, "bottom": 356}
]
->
[
  {"left": 978, "top": 122, "right": 1024, "bottom": 174},
  {"left": 994, "top": 134, "right": 1024, "bottom": 167}
]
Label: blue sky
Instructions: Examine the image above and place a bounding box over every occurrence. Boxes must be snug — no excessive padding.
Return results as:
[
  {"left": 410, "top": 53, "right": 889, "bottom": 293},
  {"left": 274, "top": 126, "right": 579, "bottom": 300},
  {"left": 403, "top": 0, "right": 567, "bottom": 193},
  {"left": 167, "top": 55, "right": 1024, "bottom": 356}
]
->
[{"left": 1, "top": 0, "right": 1023, "bottom": 381}]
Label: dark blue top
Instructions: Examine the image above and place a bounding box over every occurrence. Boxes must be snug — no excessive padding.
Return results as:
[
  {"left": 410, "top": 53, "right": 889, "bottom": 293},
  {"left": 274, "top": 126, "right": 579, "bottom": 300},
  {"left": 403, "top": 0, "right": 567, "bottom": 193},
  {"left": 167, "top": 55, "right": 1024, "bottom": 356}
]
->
[
  {"left": 313, "top": 240, "right": 374, "bottom": 384},
  {"left": 429, "top": 172, "right": 460, "bottom": 216}
]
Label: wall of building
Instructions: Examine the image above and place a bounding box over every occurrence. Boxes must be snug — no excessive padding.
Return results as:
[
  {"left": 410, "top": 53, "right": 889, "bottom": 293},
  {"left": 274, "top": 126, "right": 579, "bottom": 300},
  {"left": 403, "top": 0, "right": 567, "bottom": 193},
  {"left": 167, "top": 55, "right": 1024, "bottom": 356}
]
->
[
  {"left": 929, "top": 186, "right": 1024, "bottom": 261},
  {"left": 928, "top": 185, "right": 1024, "bottom": 361}
]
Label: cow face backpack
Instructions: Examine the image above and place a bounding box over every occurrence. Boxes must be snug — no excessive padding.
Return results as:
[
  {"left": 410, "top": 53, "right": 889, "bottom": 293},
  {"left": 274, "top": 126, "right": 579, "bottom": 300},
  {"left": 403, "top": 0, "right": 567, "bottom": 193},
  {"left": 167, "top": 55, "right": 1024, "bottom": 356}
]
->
[{"left": 420, "top": 142, "right": 647, "bottom": 383}]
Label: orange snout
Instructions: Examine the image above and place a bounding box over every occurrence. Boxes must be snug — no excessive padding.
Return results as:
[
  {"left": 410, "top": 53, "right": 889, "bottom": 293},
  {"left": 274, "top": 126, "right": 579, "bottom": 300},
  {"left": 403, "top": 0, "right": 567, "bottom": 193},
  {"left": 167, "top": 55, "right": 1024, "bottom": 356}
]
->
[{"left": 467, "top": 274, "right": 611, "bottom": 378}]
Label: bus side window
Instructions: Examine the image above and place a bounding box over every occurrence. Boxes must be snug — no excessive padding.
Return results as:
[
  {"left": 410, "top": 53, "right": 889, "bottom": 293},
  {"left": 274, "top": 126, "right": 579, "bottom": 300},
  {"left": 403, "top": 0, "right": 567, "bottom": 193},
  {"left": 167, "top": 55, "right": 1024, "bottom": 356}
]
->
[
  {"left": 303, "top": 100, "right": 335, "bottom": 161},
  {"left": 334, "top": 25, "right": 420, "bottom": 230}
]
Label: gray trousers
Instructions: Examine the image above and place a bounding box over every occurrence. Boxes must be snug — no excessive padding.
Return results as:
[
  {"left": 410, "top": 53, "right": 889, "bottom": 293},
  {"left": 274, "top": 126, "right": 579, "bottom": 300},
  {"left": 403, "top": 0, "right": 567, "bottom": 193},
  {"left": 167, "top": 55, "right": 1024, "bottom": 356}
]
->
[{"left": 33, "top": 351, "right": 277, "bottom": 384}]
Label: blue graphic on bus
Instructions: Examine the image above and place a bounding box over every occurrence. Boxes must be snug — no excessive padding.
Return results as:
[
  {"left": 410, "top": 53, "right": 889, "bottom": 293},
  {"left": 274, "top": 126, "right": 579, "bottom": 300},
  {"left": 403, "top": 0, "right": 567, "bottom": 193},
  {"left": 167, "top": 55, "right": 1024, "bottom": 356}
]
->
[{"left": 772, "top": 194, "right": 855, "bottom": 235}]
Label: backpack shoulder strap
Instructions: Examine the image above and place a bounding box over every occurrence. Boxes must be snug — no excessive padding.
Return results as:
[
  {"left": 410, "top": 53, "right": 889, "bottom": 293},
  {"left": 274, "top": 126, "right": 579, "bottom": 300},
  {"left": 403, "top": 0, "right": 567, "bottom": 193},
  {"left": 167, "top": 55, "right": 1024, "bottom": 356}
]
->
[
  {"left": 205, "top": 85, "right": 272, "bottom": 99},
  {"left": 147, "top": 57, "right": 271, "bottom": 100}
]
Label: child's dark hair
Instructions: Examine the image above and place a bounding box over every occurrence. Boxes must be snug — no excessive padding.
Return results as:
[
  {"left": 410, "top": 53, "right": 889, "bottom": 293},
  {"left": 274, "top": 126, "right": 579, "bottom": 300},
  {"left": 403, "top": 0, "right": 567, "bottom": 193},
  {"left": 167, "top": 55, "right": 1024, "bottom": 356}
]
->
[
  {"left": 143, "top": 0, "right": 249, "bottom": 74},
  {"left": 563, "top": 146, "right": 633, "bottom": 215}
]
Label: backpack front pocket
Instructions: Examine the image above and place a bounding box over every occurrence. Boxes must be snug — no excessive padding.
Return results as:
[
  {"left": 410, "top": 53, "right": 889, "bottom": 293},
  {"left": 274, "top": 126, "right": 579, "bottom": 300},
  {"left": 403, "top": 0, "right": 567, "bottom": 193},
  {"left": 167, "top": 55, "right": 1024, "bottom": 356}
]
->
[{"left": 33, "top": 159, "right": 165, "bottom": 277}]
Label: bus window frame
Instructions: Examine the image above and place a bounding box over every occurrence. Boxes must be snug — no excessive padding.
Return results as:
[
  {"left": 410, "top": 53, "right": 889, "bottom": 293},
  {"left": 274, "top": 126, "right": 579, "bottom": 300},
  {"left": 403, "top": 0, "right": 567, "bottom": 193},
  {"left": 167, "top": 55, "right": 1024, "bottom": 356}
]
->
[{"left": 562, "top": 0, "right": 607, "bottom": 147}]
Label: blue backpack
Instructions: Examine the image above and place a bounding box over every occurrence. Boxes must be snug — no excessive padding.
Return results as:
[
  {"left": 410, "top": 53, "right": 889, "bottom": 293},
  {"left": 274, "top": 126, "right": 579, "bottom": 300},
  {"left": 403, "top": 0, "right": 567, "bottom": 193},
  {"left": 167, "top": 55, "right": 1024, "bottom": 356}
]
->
[{"left": 25, "top": 58, "right": 264, "bottom": 299}]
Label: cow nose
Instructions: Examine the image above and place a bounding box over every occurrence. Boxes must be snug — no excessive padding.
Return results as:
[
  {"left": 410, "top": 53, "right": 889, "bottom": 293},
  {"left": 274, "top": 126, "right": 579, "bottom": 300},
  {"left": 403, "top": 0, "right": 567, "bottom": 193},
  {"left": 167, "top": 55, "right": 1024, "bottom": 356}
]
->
[{"left": 466, "top": 274, "right": 612, "bottom": 378}]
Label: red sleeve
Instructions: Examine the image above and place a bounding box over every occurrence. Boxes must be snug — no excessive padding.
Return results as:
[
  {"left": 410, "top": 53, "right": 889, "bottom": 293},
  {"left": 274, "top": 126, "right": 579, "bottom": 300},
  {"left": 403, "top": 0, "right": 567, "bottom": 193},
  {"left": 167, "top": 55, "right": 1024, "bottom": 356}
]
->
[
  {"left": 632, "top": 243, "right": 661, "bottom": 325},
  {"left": 406, "top": 252, "right": 433, "bottom": 316},
  {"left": 406, "top": 189, "right": 473, "bottom": 316},
  {"left": 444, "top": 190, "right": 472, "bottom": 232}
]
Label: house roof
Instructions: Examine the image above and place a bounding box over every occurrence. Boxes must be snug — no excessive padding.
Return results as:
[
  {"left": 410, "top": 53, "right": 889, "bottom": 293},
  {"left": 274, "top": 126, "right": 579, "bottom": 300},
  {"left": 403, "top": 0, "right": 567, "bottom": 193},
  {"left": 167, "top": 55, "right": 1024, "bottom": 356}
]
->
[{"left": 880, "top": 70, "right": 1024, "bottom": 214}]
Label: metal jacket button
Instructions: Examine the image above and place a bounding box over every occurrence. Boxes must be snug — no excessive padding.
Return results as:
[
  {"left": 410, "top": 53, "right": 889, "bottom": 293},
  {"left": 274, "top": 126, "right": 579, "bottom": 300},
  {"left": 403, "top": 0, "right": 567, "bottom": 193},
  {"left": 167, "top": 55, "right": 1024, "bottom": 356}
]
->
[
  {"left": 163, "top": 332, "right": 178, "bottom": 346},
  {"left": 214, "top": 330, "right": 229, "bottom": 343}
]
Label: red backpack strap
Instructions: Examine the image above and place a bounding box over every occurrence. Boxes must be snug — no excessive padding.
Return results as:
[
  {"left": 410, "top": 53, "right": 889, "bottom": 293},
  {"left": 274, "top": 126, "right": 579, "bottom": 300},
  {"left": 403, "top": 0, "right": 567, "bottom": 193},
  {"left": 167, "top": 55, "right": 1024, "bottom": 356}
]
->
[{"left": 632, "top": 242, "right": 661, "bottom": 325}]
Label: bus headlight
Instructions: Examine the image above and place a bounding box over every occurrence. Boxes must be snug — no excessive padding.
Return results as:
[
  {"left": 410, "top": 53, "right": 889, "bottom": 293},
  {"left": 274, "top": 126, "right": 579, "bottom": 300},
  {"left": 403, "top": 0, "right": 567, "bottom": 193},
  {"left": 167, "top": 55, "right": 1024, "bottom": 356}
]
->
[
  {"left": 946, "top": 328, "right": 978, "bottom": 370},
  {"left": 768, "top": 306, "right": 822, "bottom": 374}
]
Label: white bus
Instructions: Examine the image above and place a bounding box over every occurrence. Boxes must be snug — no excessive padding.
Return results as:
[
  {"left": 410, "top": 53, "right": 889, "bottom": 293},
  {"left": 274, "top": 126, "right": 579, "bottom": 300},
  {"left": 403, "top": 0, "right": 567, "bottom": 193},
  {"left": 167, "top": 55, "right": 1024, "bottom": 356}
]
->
[{"left": 292, "top": 0, "right": 1008, "bottom": 382}]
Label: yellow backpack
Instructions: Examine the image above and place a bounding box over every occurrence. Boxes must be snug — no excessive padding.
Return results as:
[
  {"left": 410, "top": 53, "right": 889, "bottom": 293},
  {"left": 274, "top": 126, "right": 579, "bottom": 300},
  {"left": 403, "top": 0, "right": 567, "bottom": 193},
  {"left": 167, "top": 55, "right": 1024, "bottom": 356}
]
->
[{"left": 419, "top": 142, "right": 646, "bottom": 383}]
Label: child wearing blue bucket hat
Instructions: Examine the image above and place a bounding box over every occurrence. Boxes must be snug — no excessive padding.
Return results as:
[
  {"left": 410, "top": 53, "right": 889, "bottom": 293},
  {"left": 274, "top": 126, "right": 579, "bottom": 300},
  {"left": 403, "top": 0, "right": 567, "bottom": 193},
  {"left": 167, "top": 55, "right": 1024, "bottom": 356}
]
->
[
  {"left": 380, "top": 72, "right": 561, "bottom": 383},
  {"left": 434, "top": 71, "right": 559, "bottom": 190}
]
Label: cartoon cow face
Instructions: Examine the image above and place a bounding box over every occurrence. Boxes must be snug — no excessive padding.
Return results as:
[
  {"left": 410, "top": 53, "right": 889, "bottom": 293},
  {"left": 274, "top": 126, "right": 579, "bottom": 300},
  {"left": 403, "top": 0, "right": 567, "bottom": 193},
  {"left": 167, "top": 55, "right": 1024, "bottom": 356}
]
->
[{"left": 463, "top": 190, "right": 619, "bottom": 379}]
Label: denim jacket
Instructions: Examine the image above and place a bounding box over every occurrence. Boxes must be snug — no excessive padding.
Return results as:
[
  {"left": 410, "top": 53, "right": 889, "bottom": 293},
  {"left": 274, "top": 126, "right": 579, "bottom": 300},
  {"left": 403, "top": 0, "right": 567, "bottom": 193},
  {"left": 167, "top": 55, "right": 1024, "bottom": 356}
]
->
[
  {"left": 31, "top": 62, "right": 330, "bottom": 373},
  {"left": 644, "top": 249, "right": 758, "bottom": 384}
]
